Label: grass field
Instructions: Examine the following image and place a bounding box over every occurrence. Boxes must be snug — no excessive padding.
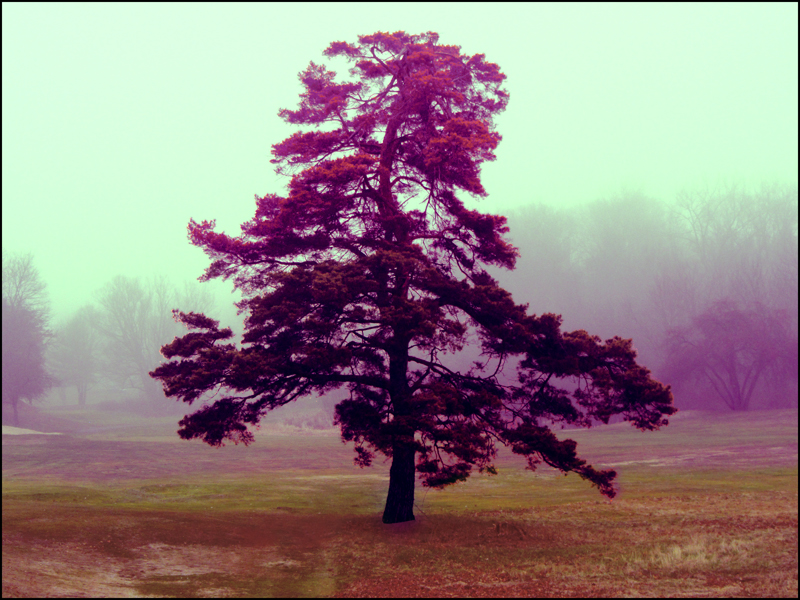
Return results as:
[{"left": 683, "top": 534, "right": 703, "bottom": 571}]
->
[{"left": 2, "top": 407, "right": 797, "bottom": 597}]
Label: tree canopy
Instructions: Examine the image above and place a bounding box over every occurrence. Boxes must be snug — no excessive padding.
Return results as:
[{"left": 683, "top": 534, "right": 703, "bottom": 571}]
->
[{"left": 151, "top": 31, "right": 675, "bottom": 523}]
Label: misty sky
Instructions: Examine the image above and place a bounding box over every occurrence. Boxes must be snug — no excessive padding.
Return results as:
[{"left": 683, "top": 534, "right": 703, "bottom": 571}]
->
[{"left": 3, "top": 3, "right": 797, "bottom": 323}]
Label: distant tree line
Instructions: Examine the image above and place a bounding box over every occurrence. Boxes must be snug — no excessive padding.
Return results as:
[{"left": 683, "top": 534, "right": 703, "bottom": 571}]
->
[
  {"left": 4, "top": 183, "right": 796, "bottom": 424},
  {"left": 2, "top": 250, "right": 218, "bottom": 425},
  {"left": 497, "top": 183, "right": 798, "bottom": 411},
  {"left": 46, "top": 275, "right": 218, "bottom": 414}
]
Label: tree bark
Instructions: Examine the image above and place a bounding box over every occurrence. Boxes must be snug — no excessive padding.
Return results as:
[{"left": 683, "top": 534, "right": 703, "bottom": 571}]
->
[{"left": 382, "top": 442, "right": 416, "bottom": 523}]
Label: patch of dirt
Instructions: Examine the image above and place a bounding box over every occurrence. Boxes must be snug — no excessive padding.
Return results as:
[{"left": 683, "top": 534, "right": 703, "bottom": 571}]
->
[
  {"left": 2, "top": 508, "right": 337, "bottom": 598},
  {"left": 2, "top": 539, "right": 294, "bottom": 598},
  {"left": 2, "top": 538, "right": 136, "bottom": 598}
]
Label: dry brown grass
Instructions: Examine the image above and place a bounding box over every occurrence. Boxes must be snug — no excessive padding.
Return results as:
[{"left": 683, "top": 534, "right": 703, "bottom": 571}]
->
[
  {"left": 3, "top": 408, "right": 797, "bottom": 597},
  {"left": 3, "top": 485, "right": 796, "bottom": 597},
  {"left": 329, "top": 491, "right": 797, "bottom": 597}
]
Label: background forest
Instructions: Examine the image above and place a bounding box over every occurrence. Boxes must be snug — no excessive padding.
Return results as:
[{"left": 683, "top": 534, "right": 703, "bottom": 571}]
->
[
  {"left": 496, "top": 183, "right": 798, "bottom": 412},
  {"left": 4, "top": 181, "right": 796, "bottom": 425}
]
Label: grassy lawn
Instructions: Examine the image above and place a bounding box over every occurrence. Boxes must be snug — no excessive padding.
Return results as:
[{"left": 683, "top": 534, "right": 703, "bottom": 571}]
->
[{"left": 2, "top": 408, "right": 797, "bottom": 597}]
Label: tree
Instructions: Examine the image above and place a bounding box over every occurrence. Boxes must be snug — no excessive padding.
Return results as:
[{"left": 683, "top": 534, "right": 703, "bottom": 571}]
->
[
  {"left": 664, "top": 300, "right": 797, "bottom": 411},
  {"left": 2, "top": 252, "right": 55, "bottom": 426},
  {"left": 150, "top": 31, "right": 675, "bottom": 524},
  {"left": 496, "top": 204, "right": 583, "bottom": 321},
  {"left": 671, "top": 183, "right": 798, "bottom": 315},
  {"left": 48, "top": 305, "right": 102, "bottom": 407},
  {"left": 95, "top": 275, "right": 216, "bottom": 410},
  {"left": 655, "top": 184, "right": 798, "bottom": 409},
  {"left": 2, "top": 251, "right": 50, "bottom": 316},
  {"left": 553, "top": 193, "right": 674, "bottom": 370}
]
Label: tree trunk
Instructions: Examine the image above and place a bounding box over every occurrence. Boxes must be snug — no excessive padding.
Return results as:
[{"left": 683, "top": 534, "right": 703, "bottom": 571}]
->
[{"left": 382, "top": 443, "right": 416, "bottom": 523}]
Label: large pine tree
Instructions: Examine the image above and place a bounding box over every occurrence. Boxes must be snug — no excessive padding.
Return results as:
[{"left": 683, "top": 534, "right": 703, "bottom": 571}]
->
[{"left": 151, "top": 31, "right": 675, "bottom": 524}]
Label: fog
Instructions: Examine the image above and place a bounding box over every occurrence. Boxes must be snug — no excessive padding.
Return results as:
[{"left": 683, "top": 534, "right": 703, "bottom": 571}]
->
[
  {"left": 495, "top": 184, "right": 798, "bottom": 411},
  {"left": 2, "top": 4, "right": 797, "bottom": 424}
]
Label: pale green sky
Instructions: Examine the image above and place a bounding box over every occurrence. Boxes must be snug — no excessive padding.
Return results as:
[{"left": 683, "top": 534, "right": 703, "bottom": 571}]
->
[{"left": 3, "top": 2, "right": 797, "bottom": 322}]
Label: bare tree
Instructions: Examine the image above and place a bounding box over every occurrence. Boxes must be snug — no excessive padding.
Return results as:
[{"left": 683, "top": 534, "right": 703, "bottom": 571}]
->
[
  {"left": 660, "top": 183, "right": 798, "bottom": 408},
  {"left": 2, "top": 251, "right": 49, "bottom": 314},
  {"left": 48, "top": 305, "right": 102, "bottom": 406},
  {"left": 672, "top": 183, "right": 798, "bottom": 312},
  {"left": 664, "top": 300, "right": 796, "bottom": 410},
  {"left": 1, "top": 252, "right": 55, "bottom": 425},
  {"left": 94, "top": 275, "right": 216, "bottom": 410}
]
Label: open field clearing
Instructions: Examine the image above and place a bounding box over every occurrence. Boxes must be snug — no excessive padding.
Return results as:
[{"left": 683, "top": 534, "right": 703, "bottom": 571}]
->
[{"left": 3, "top": 408, "right": 797, "bottom": 597}]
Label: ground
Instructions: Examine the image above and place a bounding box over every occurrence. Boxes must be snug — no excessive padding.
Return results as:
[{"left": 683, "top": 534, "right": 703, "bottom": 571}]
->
[{"left": 2, "top": 406, "right": 797, "bottom": 597}]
